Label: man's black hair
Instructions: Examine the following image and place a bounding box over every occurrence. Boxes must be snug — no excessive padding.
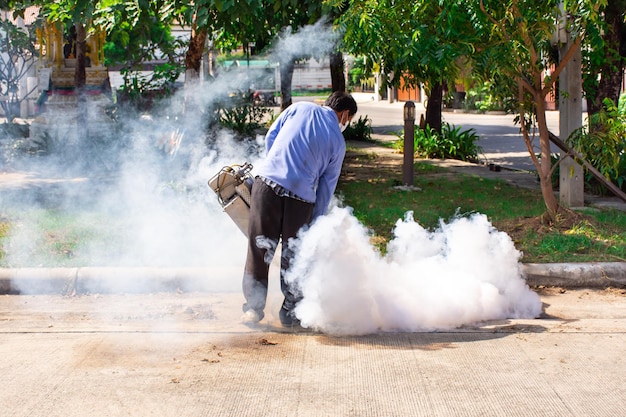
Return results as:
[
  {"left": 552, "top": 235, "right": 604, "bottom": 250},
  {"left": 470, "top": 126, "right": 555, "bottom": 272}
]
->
[{"left": 325, "top": 91, "right": 358, "bottom": 116}]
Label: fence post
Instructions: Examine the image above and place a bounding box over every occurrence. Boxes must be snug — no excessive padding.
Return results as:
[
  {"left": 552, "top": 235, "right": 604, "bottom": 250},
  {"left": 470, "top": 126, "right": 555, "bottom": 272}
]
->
[{"left": 403, "top": 101, "right": 415, "bottom": 186}]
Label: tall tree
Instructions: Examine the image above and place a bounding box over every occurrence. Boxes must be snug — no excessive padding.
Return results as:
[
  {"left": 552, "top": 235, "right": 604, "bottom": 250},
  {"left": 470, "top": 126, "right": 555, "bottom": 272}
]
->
[
  {"left": 96, "top": 0, "right": 182, "bottom": 93},
  {"left": 475, "top": 0, "right": 603, "bottom": 221},
  {"left": 327, "top": 1, "right": 350, "bottom": 92},
  {"left": 338, "top": 0, "right": 477, "bottom": 132},
  {"left": 173, "top": 0, "right": 264, "bottom": 83},
  {"left": 329, "top": 50, "right": 345, "bottom": 92},
  {"left": 259, "top": 0, "right": 331, "bottom": 109}
]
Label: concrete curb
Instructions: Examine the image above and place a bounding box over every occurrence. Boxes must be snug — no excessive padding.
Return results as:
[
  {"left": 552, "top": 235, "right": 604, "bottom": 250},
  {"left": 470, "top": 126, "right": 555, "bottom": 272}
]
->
[
  {"left": 522, "top": 262, "right": 626, "bottom": 288},
  {"left": 0, "top": 263, "right": 625, "bottom": 295},
  {"left": 0, "top": 267, "right": 241, "bottom": 295}
]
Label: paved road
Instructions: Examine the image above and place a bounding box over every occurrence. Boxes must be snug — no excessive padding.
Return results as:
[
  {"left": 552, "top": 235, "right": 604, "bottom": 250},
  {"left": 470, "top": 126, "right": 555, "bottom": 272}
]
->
[
  {"left": 349, "top": 95, "right": 626, "bottom": 211},
  {"left": 2, "top": 288, "right": 626, "bottom": 417},
  {"left": 351, "top": 95, "right": 560, "bottom": 172}
]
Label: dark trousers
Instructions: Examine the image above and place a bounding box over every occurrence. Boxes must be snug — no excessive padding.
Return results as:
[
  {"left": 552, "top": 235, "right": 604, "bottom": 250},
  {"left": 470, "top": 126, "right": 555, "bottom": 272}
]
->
[{"left": 242, "top": 178, "right": 314, "bottom": 320}]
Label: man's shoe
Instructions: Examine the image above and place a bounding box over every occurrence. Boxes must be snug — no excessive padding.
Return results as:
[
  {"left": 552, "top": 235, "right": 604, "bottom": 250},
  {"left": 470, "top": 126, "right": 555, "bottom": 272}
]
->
[
  {"left": 280, "top": 311, "right": 308, "bottom": 329},
  {"left": 279, "top": 318, "right": 315, "bottom": 333},
  {"left": 242, "top": 310, "right": 262, "bottom": 325},
  {"left": 281, "top": 317, "right": 301, "bottom": 328},
  {"left": 279, "top": 307, "right": 298, "bottom": 326}
]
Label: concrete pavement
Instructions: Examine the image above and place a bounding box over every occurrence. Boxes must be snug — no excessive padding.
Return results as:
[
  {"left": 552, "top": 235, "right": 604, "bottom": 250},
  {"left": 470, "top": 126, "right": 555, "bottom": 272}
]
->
[
  {"left": 1, "top": 288, "right": 626, "bottom": 416},
  {"left": 1, "top": 95, "right": 626, "bottom": 416}
]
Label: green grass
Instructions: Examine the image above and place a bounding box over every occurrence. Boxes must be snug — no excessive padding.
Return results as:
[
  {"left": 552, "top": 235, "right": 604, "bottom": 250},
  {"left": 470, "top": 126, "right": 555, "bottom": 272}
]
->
[
  {"left": 337, "top": 158, "right": 626, "bottom": 263},
  {"left": 0, "top": 209, "right": 119, "bottom": 267},
  {"left": 522, "top": 214, "right": 626, "bottom": 263},
  {"left": 292, "top": 89, "right": 332, "bottom": 97},
  {"left": 1, "top": 157, "right": 625, "bottom": 266},
  {"left": 339, "top": 163, "right": 544, "bottom": 231}
]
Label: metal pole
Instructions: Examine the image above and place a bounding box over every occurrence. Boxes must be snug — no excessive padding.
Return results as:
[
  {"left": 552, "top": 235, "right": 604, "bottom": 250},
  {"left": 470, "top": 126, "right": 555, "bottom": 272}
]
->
[{"left": 403, "top": 101, "right": 416, "bottom": 186}]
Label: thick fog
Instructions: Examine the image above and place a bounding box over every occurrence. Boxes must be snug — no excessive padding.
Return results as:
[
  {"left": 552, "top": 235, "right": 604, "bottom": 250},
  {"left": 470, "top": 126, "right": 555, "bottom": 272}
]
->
[
  {"left": 0, "top": 20, "right": 541, "bottom": 333},
  {"left": 287, "top": 208, "right": 541, "bottom": 335}
]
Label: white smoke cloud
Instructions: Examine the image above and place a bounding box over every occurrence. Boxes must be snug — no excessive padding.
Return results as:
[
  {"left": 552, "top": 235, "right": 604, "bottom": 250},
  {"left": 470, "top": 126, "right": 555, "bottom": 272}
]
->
[
  {"left": 1, "top": 20, "right": 542, "bottom": 335},
  {"left": 271, "top": 18, "right": 339, "bottom": 63},
  {"left": 0, "top": 19, "right": 342, "bottom": 295},
  {"left": 286, "top": 207, "right": 542, "bottom": 335},
  {"left": 1, "top": 76, "right": 264, "bottom": 293}
]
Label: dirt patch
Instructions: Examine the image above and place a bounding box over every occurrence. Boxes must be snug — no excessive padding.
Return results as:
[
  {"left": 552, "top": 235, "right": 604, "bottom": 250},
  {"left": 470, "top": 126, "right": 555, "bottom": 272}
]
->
[
  {"left": 492, "top": 210, "right": 596, "bottom": 252},
  {"left": 342, "top": 145, "right": 405, "bottom": 183}
]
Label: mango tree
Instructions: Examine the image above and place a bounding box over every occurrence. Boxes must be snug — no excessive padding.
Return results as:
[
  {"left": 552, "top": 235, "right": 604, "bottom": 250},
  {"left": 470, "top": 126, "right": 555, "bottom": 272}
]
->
[
  {"left": 336, "top": 0, "right": 478, "bottom": 133},
  {"left": 475, "top": 0, "right": 603, "bottom": 221},
  {"left": 95, "top": 0, "right": 183, "bottom": 104}
]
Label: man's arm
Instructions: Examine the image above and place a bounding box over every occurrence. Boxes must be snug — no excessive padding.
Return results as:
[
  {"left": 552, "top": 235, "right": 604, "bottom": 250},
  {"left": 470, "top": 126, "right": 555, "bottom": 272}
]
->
[{"left": 312, "top": 147, "right": 345, "bottom": 219}]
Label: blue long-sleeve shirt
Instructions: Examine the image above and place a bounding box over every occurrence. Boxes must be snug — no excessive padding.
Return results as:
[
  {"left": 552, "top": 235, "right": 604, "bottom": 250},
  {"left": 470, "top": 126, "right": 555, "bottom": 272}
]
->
[{"left": 255, "top": 101, "right": 346, "bottom": 219}]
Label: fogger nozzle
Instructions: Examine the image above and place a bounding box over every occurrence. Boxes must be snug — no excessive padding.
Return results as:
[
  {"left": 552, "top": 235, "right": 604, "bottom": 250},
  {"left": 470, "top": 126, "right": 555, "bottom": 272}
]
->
[{"left": 208, "top": 163, "right": 254, "bottom": 236}]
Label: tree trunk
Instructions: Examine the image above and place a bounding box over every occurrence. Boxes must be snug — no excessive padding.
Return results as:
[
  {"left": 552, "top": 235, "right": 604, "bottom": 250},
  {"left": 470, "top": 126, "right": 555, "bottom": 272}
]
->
[
  {"left": 185, "top": 26, "right": 207, "bottom": 83},
  {"left": 280, "top": 59, "right": 295, "bottom": 110},
  {"left": 586, "top": 0, "right": 625, "bottom": 114},
  {"left": 424, "top": 82, "right": 443, "bottom": 133},
  {"left": 183, "top": 25, "right": 207, "bottom": 120},
  {"left": 74, "top": 23, "right": 86, "bottom": 91},
  {"left": 74, "top": 23, "right": 87, "bottom": 136},
  {"left": 534, "top": 90, "right": 560, "bottom": 219},
  {"left": 329, "top": 51, "right": 345, "bottom": 92}
]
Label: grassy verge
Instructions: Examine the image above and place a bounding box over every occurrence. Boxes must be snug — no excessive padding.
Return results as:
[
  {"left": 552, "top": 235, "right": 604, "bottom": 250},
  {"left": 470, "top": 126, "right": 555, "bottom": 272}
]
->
[
  {"left": 338, "top": 149, "right": 626, "bottom": 263},
  {"left": 0, "top": 209, "right": 117, "bottom": 267},
  {"left": 1, "top": 149, "right": 625, "bottom": 266}
]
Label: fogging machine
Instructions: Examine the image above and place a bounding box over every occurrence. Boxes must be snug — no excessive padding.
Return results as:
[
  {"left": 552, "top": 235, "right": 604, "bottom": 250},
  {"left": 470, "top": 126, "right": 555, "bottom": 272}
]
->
[{"left": 208, "top": 162, "right": 254, "bottom": 236}]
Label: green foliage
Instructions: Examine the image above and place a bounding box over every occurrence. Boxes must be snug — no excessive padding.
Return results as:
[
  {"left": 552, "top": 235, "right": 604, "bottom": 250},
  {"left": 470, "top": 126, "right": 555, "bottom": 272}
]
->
[
  {"left": 217, "top": 94, "right": 272, "bottom": 138},
  {"left": 342, "top": 115, "right": 372, "bottom": 142},
  {"left": 568, "top": 98, "right": 626, "bottom": 190},
  {"left": 97, "top": 0, "right": 184, "bottom": 102},
  {"left": 99, "top": 1, "right": 182, "bottom": 67},
  {"left": 340, "top": 0, "right": 476, "bottom": 97},
  {"left": 472, "top": 0, "right": 605, "bottom": 220},
  {"left": 463, "top": 82, "right": 506, "bottom": 113},
  {"left": 42, "top": 0, "right": 97, "bottom": 25},
  {"left": 394, "top": 122, "right": 482, "bottom": 162},
  {"left": 348, "top": 57, "right": 375, "bottom": 91},
  {"left": 114, "top": 63, "right": 182, "bottom": 111},
  {"left": 581, "top": 0, "right": 621, "bottom": 113}
]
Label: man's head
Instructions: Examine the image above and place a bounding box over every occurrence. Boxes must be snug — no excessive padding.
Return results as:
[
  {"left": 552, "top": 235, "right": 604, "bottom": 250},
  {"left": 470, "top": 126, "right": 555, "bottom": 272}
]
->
[{"left": 325, "top": 91, "right": 358, "bottom": 132}]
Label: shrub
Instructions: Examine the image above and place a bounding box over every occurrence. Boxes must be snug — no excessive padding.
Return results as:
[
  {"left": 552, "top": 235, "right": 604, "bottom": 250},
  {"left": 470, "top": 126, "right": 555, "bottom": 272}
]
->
[
  {"left": 441, "top": 123, "right": 483, "bottom": 163},
  {"left": 342, "top": 115, "right": 373, "bottom": 141},
  {"left": 218, "top": 92, "right": 273, "bottom": 138},
  {"left": 394, "top": 122, "right": 482, "bottom": 162},
  {"left": 116, "top": 63, "right": 183, "bottom": 111},
  {"left": 568, "top": 98, "right": 626, "bottom": 192},
  {"left": 463, "top": 81, "right": 506, "bottom": 113}
]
